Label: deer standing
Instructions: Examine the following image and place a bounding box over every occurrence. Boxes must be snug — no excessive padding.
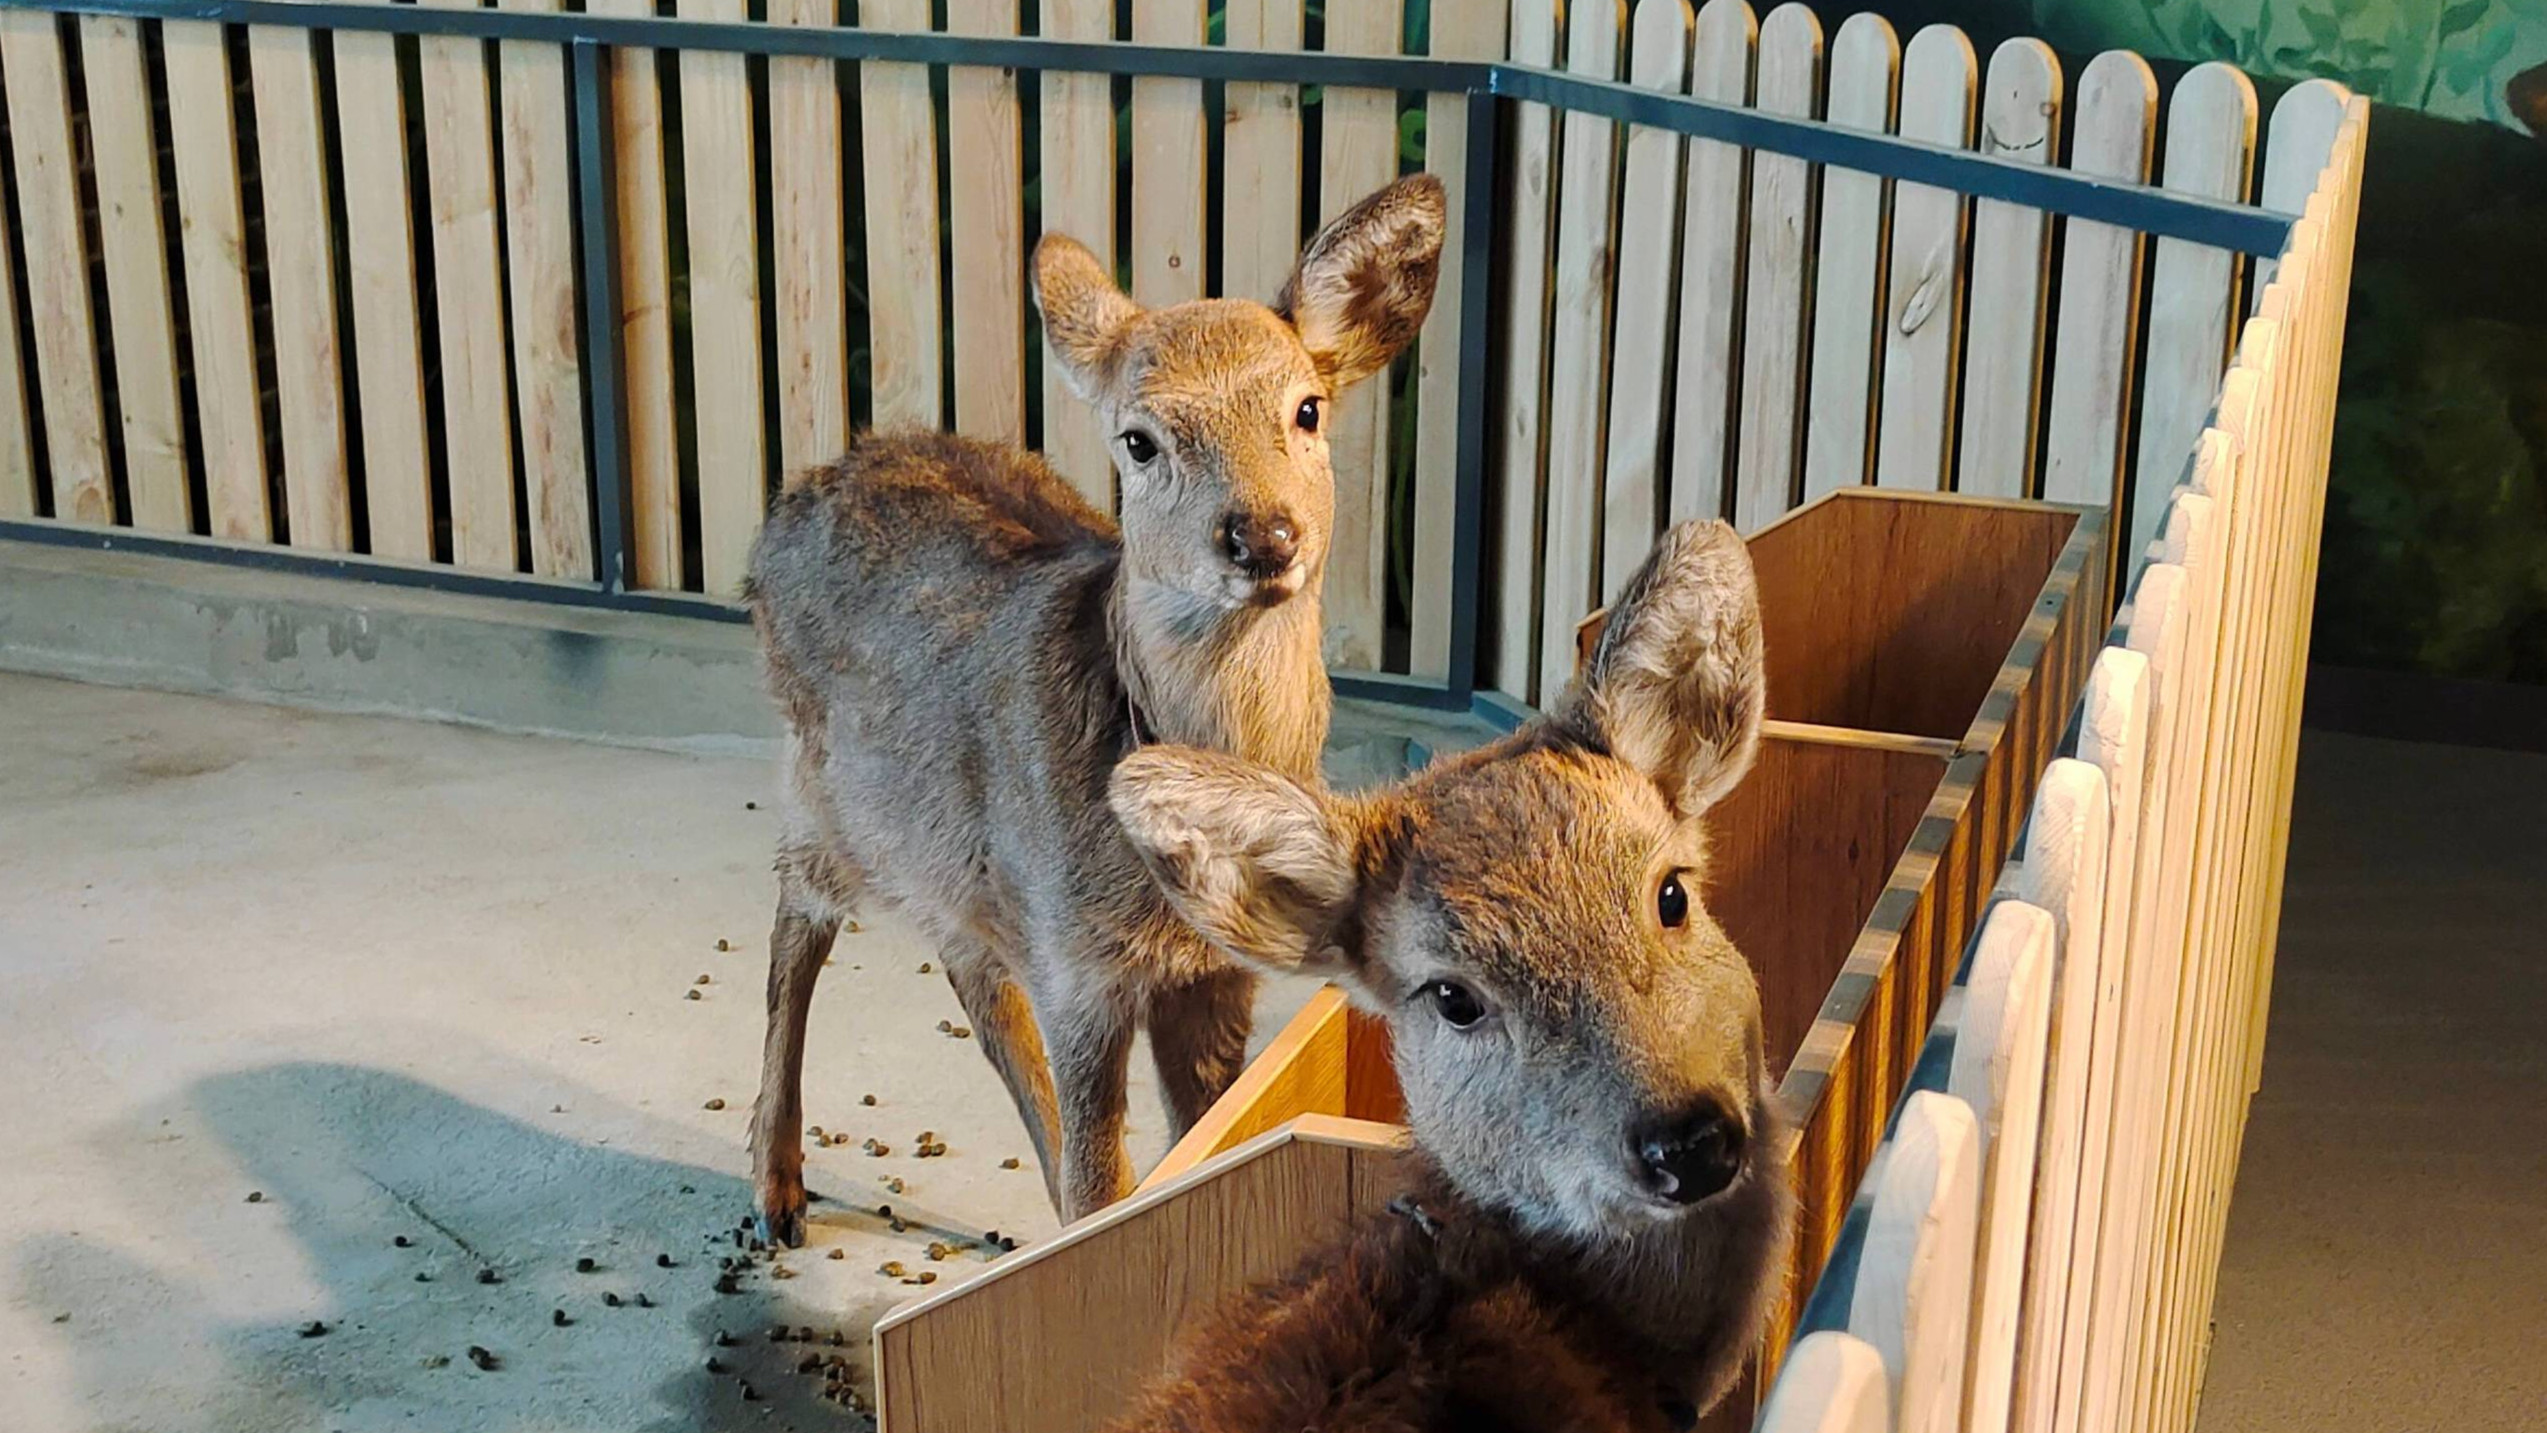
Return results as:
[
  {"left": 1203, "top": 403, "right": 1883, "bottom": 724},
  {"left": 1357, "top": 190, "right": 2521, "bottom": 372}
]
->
[
  {"left": 1104, "top": 521, "right": 1795, "bottom": 1431},
  {"left": 742, "top": 176, "right": 1446, "bottom": 1238}
]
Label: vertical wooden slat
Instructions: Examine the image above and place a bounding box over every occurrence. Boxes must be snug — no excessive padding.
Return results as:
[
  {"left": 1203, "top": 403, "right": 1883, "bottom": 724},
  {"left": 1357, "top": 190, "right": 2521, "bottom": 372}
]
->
[
  {"left": 498, "top": 0, "right": 592, "bottom": 578},
  {"left": 2129, "top": 63, "right": 2254, "bottom": 560},
  {"left": 247, "top": 23, "right": 353, "bottom": 550},
  {"left": 0, "top": 134, "right": 30, "bottom": 515},
  {"left": 1663, "top": 0, "right": 1754, "bottom": 528},
  {"left": 1847, "top": 1089, "right": 1983, "bottom": 1433},
  {"left": 1871, "top": 24, "right": 1975, "bottom": 494},
  {"left": 1798, "top": 11, "right": 1896, "bottom": 504},
  {"left": 162, "top": 21, "right": 269, "bottom": 541},
  {"left": 1950, "top": 900, "right": 2057, "bottom": 1433},
  {"left": 1535, "top": 0, "right": 1627, "bottom": 700},
  {"left": 1130, "top": 0, "right": 1206, "bottom": 307},
  {"left": 1757, "top": 1331, "right": 1892, "bottom": 1433},
  {"left": 1729, "top": 2, "right": 1820, "bottom": 530},
  {"left": 860, "top": 0, "right": 943, "bottom": 429},
  {"left": 1317, "top": 0, "right": 1406, "bottom": 673},
  {"left": 1408, "top": 0, "right": 1507, "bottom": 679},
  {"left": 680, "top": 0, "right": 767, "bottom": 593},
  {"left": 1, "top": 10, "right": 111, "bottom": 525},
  {"left": 1219, "top": 0, "right": 1303, "bottom": 306},
  {"left": 2040, "top": 51, "right": 2157, "bottom": 509},
  {"left": 80, "top": 16, "right": 191, "bottom": 532},
  {"left": 1488, "top": 0, "right": 1563, "bottom": 702},
  {"left": 1953, "top": 39, "right": 2060, "bottom": 500},
  {"left": 1594, "top": 0, "right": 1690, "bottom": 600},
  {"left": 333, "top": 26, "right": 435, "bottom": 560},
  {"left": 947, "top": 0, "right": 1026, "bottom": 444},
  {"left": 769, "top": 0, "right": 847, "bottom": 475},
  {"left": 419, "top": 0, "right": 518, "bottom": 568},
  {"left": 587, "top": 0, "right": 680, "bottom": 588},
  {"left": 1037, "top": 0, "right": 1117, "bottom": 507}
]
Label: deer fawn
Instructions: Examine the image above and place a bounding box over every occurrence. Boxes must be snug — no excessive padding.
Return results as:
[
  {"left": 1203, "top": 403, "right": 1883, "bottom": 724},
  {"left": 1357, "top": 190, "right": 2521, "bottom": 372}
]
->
[
  {"left": 742, "top": 176, "right": 1445, "bottom": 1238},
  {"left": 1104, "top": 521, "right": 1795, "bottom": 1431}
]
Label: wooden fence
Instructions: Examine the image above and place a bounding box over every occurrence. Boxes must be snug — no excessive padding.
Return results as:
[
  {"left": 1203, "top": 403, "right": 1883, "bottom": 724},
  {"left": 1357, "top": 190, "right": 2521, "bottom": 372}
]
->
[{"left": 1760, "top": 81, "right": 2364, "bottom": 1433}]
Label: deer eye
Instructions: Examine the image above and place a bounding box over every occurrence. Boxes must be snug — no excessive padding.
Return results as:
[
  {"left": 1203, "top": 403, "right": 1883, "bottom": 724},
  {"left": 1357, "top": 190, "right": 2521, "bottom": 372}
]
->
[
  {"left": 1120, "top": 430, "right": 1159, "bottom": 465},
  {"left": 1658, "top": 872, "right": 1690, "bottom": 929},
  {"left": 1424, "top": 979, "right": 1486, "bottom": 1030},
  {"left": 1294, "top": 396, "right": 1322, "bottom": 434}
]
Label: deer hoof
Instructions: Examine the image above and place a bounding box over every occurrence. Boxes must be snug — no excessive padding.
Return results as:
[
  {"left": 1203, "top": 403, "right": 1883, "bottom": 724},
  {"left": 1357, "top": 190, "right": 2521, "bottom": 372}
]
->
[{"left": 754, "top": 1205, "right": 806, "bottom": 1249}]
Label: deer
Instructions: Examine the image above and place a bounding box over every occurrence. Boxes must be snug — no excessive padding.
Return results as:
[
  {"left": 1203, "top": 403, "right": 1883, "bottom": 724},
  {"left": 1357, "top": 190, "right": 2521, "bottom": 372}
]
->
[
  {"left": 1101, "top": 520, "right": 1795, "bottom": 1433},
  {"left": 741, "top": 175, "right": 1447, "bottom": 1239}
]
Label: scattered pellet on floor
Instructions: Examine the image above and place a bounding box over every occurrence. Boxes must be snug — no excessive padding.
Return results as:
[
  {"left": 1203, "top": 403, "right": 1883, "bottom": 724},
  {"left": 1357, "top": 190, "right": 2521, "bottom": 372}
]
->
[
  {"left": 702, "top": 1098, "right": 725, "bottom": 1111},
  {"left": 997, "top": 1235, "right": 1018, "bottom": 1252},
  {"left": 797, "top": 1326, "right": 818, "bottom": 1343},
  {"left": 245, "top": 1191, "right": 264, "bottom": 1204},
  {"left": 827, "top": 1248, "right": 845, "bottom": 1261},
  {"left": 575, "top": 1257, "right": 598, "bottom": 1274},
  {"left": 950, "top": 1026, "right": 972, "bottom": 1039},
  {"left": 657, "top": 1253, "right": 677, "bottom": 1269},
  {"left": 771, "top": 1265, "right": 797, "bottom": 1281},
  {"left": 845, "top": 920, "right": 862, "bottom": 934},
  {"left": 714, "top": 1330, "right": 737, "bottom": 1348},
  {"left": 695, "top": 974, "right": 712, "bottom": 986},
  {"left": 552, "top": 1309, "right": 572, "bottom": 1328},
  {"left": 883, "top": 1177, "right": 905, "bottom": 1193},
  {"left": 924, "top": 1242, "right": 949, "bottom": 1261},
  {"left": 684, "top": 989, "right": 702, "bottom": 1002},
  {"left": 414, "top": 1272, "right": 431, "bottom": 1283},
  {"left": 808, "top": 1125, "right": 825, "bottom": 1140},
  {"left": 393, "top": 1234, "right": 413, "bottom": 1248},
  {"left": 706, "top": 1357, "right": 729, "bottom": 1375},
  {"left": 935, "top": 1020, "right": 951, "bottom": 1033},
  {"left": 916, "top": 1271, "right": 938, "bottom": 1285},
  {"left": 739, "top": 1382, "right": 759, "bottom": 1403},
  {"left": 715, "top": 938, "right": 732, "bottom": 952},
  {"left": 745, "top": 800, "right": 758, "bottom": 810},
  {"left": 713, "top": 1273, "right": 741, "bottom": 1295},
  {"left": 636, "top": 1293, "right": 656, "bottom": 1308},
  {"left": 769, "top": 1326, "right": 792, "bottom": 1343},
  {"left": 298, "top": 1320, "right": 328, "bottom": 1338},
  {"left": 476, "top": 1268, "right": 502, "bottom": 1286},
  {"left": 1000, "top": 1157, "right": 1020, "bottom": 1170},
  {"left": 862, "top": 1139, "right": 889, "bottom": 1156},
  {"left": 878, "top": 1261, "right": 905, "bottom": 1277},
  {"left": 984, "top": 1230, "right": 1001, "bottom": 1245},
  {"left": 466, "top": 1346, "right": 500, "bottom": 1372},
  {"left": 604, "top": 1292, "right": 623, "bottom": 1307}
]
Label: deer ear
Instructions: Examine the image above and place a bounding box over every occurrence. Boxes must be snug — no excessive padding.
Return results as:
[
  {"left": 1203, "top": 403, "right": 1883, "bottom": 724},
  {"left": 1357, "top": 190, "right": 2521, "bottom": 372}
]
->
[
  {"left": 1110, "top": 747, "right": 1368, "bottom": 978},
  {"left": 1034, "top": 234, "right": 1140, "bottom": 403},
  {"left": 1558, "top": 520, "right": 1766, "bottom": 819},
  {"left": 1274, "top": 174, "right": 1446, "bottom": 391}
]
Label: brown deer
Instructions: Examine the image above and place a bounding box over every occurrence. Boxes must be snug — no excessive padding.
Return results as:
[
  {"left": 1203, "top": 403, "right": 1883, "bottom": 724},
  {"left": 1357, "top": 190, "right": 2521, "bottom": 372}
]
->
[
  {"left": 742, "top": 175, "right": 1446, "bottom": 1238},
  {"left": 1103, "top": 521, "right": 1794, "bottom": 1432}
]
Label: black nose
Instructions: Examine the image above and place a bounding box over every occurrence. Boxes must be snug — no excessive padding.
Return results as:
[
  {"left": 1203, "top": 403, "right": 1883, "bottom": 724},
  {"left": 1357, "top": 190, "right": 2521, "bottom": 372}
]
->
[
  {"left": 1635, "top": 1101, "right": 1746, "bottom": 1206},
  {"left": 1221, "top": 511, "right": 1300, "bottom": 580}
]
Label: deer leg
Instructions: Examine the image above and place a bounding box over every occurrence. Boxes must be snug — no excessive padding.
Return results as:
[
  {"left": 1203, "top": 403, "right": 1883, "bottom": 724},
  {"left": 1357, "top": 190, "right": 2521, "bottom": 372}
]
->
[
  {"left": 1040, "top": 982, "right": 1138, "bottom": 1223},
  {"left": 1147, "top": 966, "right": 1261, "bottom": 1142},
  {"left": 943, "top": 937, "right": 1064, "bottom": 1210},
  {"left": 749, "top": 867, "right": 848, "bottom": 1248}
]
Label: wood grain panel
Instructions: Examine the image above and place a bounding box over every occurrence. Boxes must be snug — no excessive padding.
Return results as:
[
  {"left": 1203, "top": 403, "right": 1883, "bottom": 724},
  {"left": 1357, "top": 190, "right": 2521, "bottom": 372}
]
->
[
  {"left": 2, "top": 10, "right": 112, "bottom": 524},
  {"left": 419, "top": 0, "right": 517, "bottom": 568},
  {"left": 1037, "top": 0, "right": 1119, "bottom": 506},
  {"left": 248, "top": 22, "right": 353, "bottom": 550},
  {"left": 769, "top": 0, "right": 848, "bottom": 474},
  {"left": 79, "top": 15, "right": 190, "bottom": 531},
  {"left": 333, "top": 25, "right": 435, "bottom": 559},
  {"left": 498, "top": 0, "right": 593, "bottom": 578},
  {"left": 947, "top": 0, "right": 1026, "bottom": 444}
]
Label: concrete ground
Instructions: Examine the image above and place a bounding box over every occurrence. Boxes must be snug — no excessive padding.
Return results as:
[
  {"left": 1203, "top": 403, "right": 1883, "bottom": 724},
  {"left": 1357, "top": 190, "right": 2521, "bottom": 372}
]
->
[{"left": 0, "top": 672, "right": 1315, "bottom": 1433}]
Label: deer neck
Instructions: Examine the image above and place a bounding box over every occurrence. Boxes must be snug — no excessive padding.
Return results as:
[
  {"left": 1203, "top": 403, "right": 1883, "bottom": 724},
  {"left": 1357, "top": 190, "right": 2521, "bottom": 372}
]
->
[{"left": 1109, "top": 568, "right": 1331, "bottom": 785}]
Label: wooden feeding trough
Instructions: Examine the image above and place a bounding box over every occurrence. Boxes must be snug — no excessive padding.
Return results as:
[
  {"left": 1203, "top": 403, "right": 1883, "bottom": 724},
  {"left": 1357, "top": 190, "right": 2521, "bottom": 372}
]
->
[{"left": 874, "top": 489, "right": 2106, "bottom": 1431}]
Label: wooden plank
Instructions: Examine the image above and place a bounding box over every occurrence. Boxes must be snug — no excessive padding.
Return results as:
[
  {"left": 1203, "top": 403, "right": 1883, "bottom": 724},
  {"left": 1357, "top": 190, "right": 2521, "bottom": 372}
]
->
[
  {"left": 947, "top": 0, "right": 1026, "bottom": 445},
  {"left": 1871, "top": 25, "right": 1976, "bottom": 493},
  {"left": 1953, "top": 38, "right": 2060, "bottom": 500},
  {"left": 1488, "top": 0, "right": 1564, "bottom": 703},
  {"left": 1757, "top": 1331, "right": 1891, "bottom": 1433},
  {"left": 861, "top": 0, "right": 944, "bottom": 429},
  {"left": 2129, "top": 62, "right": 2254, "bottom": 562},
  {"left": 1664, "top": 0, "right": 1755, "bottom": 530},
  {"left": 161, "top": 20, "right": 268, "bottom": 541},
  {"left": 0, "top": 127, "right": 30, "bottom": 516},
  {"left": 1534, "top": 0, "right": 1626, "bottom": 701},
  {"left": 1220, "top": 0, "right": 1305, "bottom": 306},
  {"left": 247, "top": 23, "right": 353, "bottom": 550},
  {"left": 1038, "top": 0, "right": 1117, "bottom": 507},
  {"left": 0, "top": 10, "right": 111, "bottom": 525},
  {"left": 1847, "top": 1089, "right": 1982, "bottom": 1433},
  {"left": 1729, "top": 2, "right": 1822, "bottom": 530},
  {"left": 2040, "top": 51, "right": 2157, "bottom": 510},
  {"left": 588, "top": 0, "right": 681, "bottom": 588},
  {"left": 1948, "top": 901, "right": 2055, "bottom": 1433},
  {"left": 769, "top": 0, "right": 848, "bottom": 476},
  {"left": 1140, "top": 988, "right": 1353, "bottom": 1190},
  {"left": 1130, "top": 0, "right": 1206, "bottom": 307},
  {"left": 680, "top": 0, "right": 768, "bottom": 594},
  {"left": 498, "top": 0, "right": 593, "bottom": 578},
  {"left": 1798, "top": 11, "right": 1896, "bottom": 504},
  {"left": 1317, "top": 0, "right": 1408, "bottom": 674},
  {"left": 2253, "top": 81, "right": 2350, "bottom": 298},
  {"left": 419, "top": 0, "right": 517, "bottom": 569},
  {"left": 332, "top": 26, "right": 435, "bottom": 560},
  {"left": 1409, "top": 0, "right": 1507, "bottom": 679},
  {"left": 79, "top": 15, "right": 191, "bottom": 532},
  {"left": 1595, "top": 0, "right": 1692, "bottom": 600}
]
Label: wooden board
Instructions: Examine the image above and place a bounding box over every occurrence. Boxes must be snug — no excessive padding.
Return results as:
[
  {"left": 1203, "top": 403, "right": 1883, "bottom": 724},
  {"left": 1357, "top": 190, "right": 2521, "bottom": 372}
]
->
[
  {"left": 0, "top": 127, "right": 30, "bottom": 515},
  {"left": 1730, "top": 2, "right": 1822, "bottom": 531},
  {"left": 1846, "top": 1089, "right": 1981, "bottom": 1433},
  {"left": 1871, "top": 25, "right": 1976, "bottom": 494},
  {"left": 1664, "top": 0, "right": 1756, "bottom": 532},
  {"left": 1953, "top": 39, "right": 2060, "bottom": 500},
  {"left": 1130, "top": 0, "right": 1206, "bottom": 307},
  {"left": 1037, "top": 0, "right": 1119, "bottom": 508},
  {"left": 947, "top": 0, "right": 1027, "bottom": 445},
  {"left": 1798, "top": 11, "right": 1897, "bottom": 504},
  {"left": 1488, "top": 0, "right": 1565, "bottom": 703},
  {"left": 78, "top": 15, "right": 190, "bottom": 532},
  {"left": 680, "top": 0, "right": 768, "bottom": 593},
  {"left": 769, "top": 0, "right": 849, "bottom": 475},
  {"left": 588, "top": 0, "right": 682, "bottom": 588},
  {"left": 1947, "top": 900, "right": 2056, "bottom": 1433},
  {"left": 1757, "top": 1331, "right": 1891, "bottom": 1433},
  {"left": 498, "top": 0, "right": 593, "bottom": 579},
  {"left": 332, "top": 26, "right": 435, "bottom": 560},
  {"left": 1, "top": 10, "right": 112, "bottom": 524},
  {"left": 1219, "top": 0, "right": 1305, "bottom": 306},
  {"left": 161, "top": 19, "right": 269, "bottom": 541},
  {"left": 2040, "top": 51, "right": 2157, "bottom": 511},
  {"left": 1596, "top": 0, "right": 1694, "bottom": 600},
  {"left": 860, "top": 0, "right": 944, "bottom": 429},
  {"left": 419, "top": 0, "right": 518, "bottom": 568},
  {"left": 247, "top": 23, "right": 353, "bottom": 550}
]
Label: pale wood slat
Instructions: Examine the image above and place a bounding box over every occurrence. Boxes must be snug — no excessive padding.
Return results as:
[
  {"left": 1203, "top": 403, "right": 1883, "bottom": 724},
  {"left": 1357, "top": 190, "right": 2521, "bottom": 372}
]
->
[
  {"left": 1729, "top": 2, "right": 1821, "bottom": 530},
  {"left": 0, "top": 127, "right": 31, "bottom": 515},
  {"left": 1953, "top": 38, "right": 2060, "bottom": 500},
  {"left": 948, "top": 0, "right": 1026, "bottom": 445},
  {"left": 248, "top": 23, "right": 354, "bottom": 550},
  {"left": 1220, "top": 0, "right": 1304, "bottom": 306},
  {"left": 769, "top": 0, "right": 848, "bottom": 474},
  {"left": 2254, "top": 81, "right": 2351, "bottom": 297},
  {"left": 419, "top": 0, "right": 517, "bottom": 568},
  {"left": 862, "top": 0, "right": 944, "bottom": 429},
  {"left": 79, "top": 15, "right": 190, "bottom": 532},
  {"left": 588, "top": 0, "right": 682, "bottom": 588},
  {"left": 333, "top": 27, "right": 435, "bottom": 560},
  {"left": 1798, "top": 10, "right": 1896, "bottom": 503},
  {"left": 1487, "top": 0, "right": 1565, "bottom": 703},
  {"left": 162, "top": 20, "right": 269, "bottom": 541},
  {"left": 1408, "top": 0, "right": 1508, "bottom": 679},
  {"left": 1848, "top": 1088, "right": 1983, "bottom": 1433},
  {"left": 1535, "top": 0, "right": 1627, "bottom": 701},
  {"left": 1317, "top": 0, "right": 1407, "bottom": 674},
  {"left": 1871, "top": 24, "right": 1976, "bottom": 493},
  {"left": 1, "top": 11, "right": 112, "bottom": 525},
  {"left": 1595, "top": 0, "right": 1692, "bottom": 600},
  {"left": 1038, "top": 0, "right": 1118, "bottom": 507},
  {"left": 681, "top": 0, "right": 768, "bottom": 594},
  {"left": 499, "top": 0, "right": 593, "bottom": 579},
  {"left": 2040, "top": 51, "right": 2157, "bottom": 509},
  {"left": 1947, "top": 899, "right": 2056, "bottom": 1433},
  {"left": 1131, "top": 0, "right": 1206, "bottom": 307},
  {"left": 1758, "top": 1331, "right": 1891, "bottom": 1433},
  {"left": 1663, "top": 0, "right": 1755, "bottom": 528}
]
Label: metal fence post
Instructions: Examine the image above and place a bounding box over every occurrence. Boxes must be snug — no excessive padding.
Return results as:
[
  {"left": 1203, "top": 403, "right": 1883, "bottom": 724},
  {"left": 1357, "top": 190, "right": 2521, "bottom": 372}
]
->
[
  {"left": 572, "top": 37, "right": 634, "bottom": 594},
  {"left": 1446, "top": 85, "right": 1501, "bottom": 712}
]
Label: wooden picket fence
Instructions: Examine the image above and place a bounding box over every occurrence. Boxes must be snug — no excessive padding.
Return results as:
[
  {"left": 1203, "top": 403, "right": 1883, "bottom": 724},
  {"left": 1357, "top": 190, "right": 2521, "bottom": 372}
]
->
[{"left": 1758, "top": 81, "right": 2364, "bottom": 1433}]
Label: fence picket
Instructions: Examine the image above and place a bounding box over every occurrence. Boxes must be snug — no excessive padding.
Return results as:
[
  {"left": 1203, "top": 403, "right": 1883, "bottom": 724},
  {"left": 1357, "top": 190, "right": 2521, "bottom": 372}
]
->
[
  {"left": 499, "top": 0, "right": 593, "bottom": 579},
  {"left": 1871, "top": 24, "right": 1975, "bottom": 493},
  {"left": 1948, "top": 900, "right": 2056, "bottom": 1433},
  {"left": 2041, "top": 52, "right": 2157, "bottom": 510},
  {"left": 420, "top": 0, "right": 517, "bottom": 568},
  {"left": 1489, "top": 0, "right": 1564, "bottom": 703},
  {"left": 1954, "top": 39, "right": 2060, "bottom": 499},
  {"left": 1757, "top": 1331, "right": 1892, "bottom": 1433},
  {"left": 1798, "top": 11, "right": 1895, "bottom": 503},
  {"left": 1729, "top": 2, "right": 1821, "bottom": 530},
  {"left": 1595, "top": 0, "right": 1692, "bottom": 600},
  {"left": 1536, "top": 0, "right": 1627, "bottom": 700},
  {"left": 1221, "top": 0, "right": 1304, "bottom": 308},
  {"left": 162, "top": 20, "right": 269, "bottom": 541},
  {"left": 0, "top": 138, "right": 29, "bottom": 515},
  {"left": 1, "top": 10, "right": 110, "bottom": 525},
  {"left": 1663, "top": 0, "right": 1754, "bottom": 530},
  {"left": 1131, "top": 0, "right": 1207, "bottom": 308},
  {"left": 681, "top": 0, "right": 768, "bottom": 593},
  {"left": 333, "top": 25, "right": 435, "bottom": 560},
  {"left": 948, "top": 0, "right": 1026, "bottom": 445},
  {"left": 79, "top": 15, "right": 190, "bottom": 532},
  {"left": 769, "top": 0, "right": 848, "bottom": 475},
  {"left": 1037, "top": 0, "right": 1116, "bottom": 507},
  {"left": 588, "top": 0, "right": 682, "bottom": 588},
  {"left": 1849, "top": 1088, "right": 1984, "bottom": 1433},
  {"left": 247, "top": 23, "right": 354, "bottom": 550},
  {"left": 862, "top": 0, "right": 944, "bottom": 430}
]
